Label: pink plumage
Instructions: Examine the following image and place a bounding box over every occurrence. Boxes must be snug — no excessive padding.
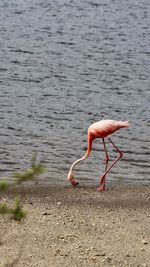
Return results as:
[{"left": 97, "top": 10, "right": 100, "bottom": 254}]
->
[
  {"left": 88, "top": 120, "right": 129, "bottom": 138},
  {"left": 68, "top": 119, "right": 130, "bottom": 190}
]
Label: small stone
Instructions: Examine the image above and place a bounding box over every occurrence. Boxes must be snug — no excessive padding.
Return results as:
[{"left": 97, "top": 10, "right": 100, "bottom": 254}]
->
[
  {"left": 100, "top": 252, "right": 106, "bottom": 256},
  {"left": 95, "top": 252, "right": 106, "bottom": 257},
  {"left": 55, "top": 249, "right": 60, "bottom": 254},
  {"left": 90, "top": 256, "right": 97, "bottom": 261},
  {"left": 142, "top": 239, "right": 148, "bottom": 245},
  {"left": 106, "top": 257, "right": 112, "bottom": 262},
  {"left": 108, "top": 209, "right": 113, "bottom": 212},
  {"left": 43, "top": 212, "right": 50, "bottom": 216}
]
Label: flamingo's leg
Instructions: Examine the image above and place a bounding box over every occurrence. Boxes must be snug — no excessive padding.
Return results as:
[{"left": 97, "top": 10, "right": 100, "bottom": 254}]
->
[
  {"left": 97, "top": 138, "right": 109, "bottom": 190},
  {"left": 98, "top": 138, "right": 123, "bottom": 190}
]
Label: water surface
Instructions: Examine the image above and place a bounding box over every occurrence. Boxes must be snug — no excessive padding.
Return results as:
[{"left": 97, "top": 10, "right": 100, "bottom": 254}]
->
[{"left": 0, "top": 0, "right": 150, "bottom": 186}]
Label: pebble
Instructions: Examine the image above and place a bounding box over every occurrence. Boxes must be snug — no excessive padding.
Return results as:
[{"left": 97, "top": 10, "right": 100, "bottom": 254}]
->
[
  {"left": 90, "top": 256, "right": 97, "bottom": 261},
  {"left": 100, "top": 252, "right": 106, "bottom": 256},
  {"left": 54, "top": 249, "right": 60, "bottom": 255},
  {"left": 95, "top": 252, "right": 105, "bottom": 257},
  {"left": 43, "top": 212, "right": 51, "bottom": 216},
  {"left": 108, "top": 209, "right": 113, "bottom": 212},
  {"left": 142, "top": 239, "right": 148, "bottom": 245},
  {"left": 106, "top": 257, "right": 112, "bottom": 262}
]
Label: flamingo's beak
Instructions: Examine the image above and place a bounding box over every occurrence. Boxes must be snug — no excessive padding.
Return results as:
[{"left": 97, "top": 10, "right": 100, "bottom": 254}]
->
[{"left": 71, "top": 180, "right": 79, "bottom": 187}]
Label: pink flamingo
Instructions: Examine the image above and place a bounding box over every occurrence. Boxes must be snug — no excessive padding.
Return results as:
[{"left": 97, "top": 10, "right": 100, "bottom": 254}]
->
[{"left": 68, "top": 119, "right": 130, "bottom": 190}]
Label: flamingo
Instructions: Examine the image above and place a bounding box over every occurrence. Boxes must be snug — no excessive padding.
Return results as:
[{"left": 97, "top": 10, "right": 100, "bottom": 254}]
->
[{"left": 67, "top": 119, "right": 130, "bottom": 190}]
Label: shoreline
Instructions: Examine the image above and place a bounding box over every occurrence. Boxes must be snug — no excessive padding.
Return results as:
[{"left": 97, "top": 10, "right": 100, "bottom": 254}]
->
[
  {"left": 0, "top": 184, "right": 150, "bottom": 266},
  {"left": 1, "top": 183, "right": 150, "bottom": 210}
]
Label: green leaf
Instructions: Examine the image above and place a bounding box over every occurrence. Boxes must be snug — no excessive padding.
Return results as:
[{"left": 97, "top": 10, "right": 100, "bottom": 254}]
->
[
  {"left": 12, "top": 196, "right": 26, "bottom": 221},
  {"left": 15, "top": 168, "right": 35, "bottom": 184},
  {"left": 0, "top": 180, "right": 9, "bottom": 191},
  {"left": 14, "top": 153, "right": 47, "bottom": 185},
  {"left": 0, "top": 203, "right": 10, "bottom": 214}
]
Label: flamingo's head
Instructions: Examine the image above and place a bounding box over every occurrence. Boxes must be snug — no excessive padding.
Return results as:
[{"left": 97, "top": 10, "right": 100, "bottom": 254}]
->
[{"left": 67, "top": 170, "right": 79, "bottom": 187}]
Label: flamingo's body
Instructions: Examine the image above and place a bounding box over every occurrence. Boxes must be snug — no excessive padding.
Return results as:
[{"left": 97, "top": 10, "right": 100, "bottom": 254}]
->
[{"left": 68, "top": 119, "right": 130, "bottom": 190}]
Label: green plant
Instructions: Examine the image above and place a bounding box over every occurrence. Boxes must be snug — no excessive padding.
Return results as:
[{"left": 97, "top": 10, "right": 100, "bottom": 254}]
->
[
  {"left": 0, "top": 153, "right": 47, "bottom": 221},
  {"left": 14, "top": 153, "right": 46, "bottom": 184},
  {"left": 11, "top": 196, "right": 26, "bottom": 221},
  {"left": 0, "top": 180, "right": 9, "bottom": 191},
  {"left": 0, "top": 196, "right": 26, "bottom": 221}
]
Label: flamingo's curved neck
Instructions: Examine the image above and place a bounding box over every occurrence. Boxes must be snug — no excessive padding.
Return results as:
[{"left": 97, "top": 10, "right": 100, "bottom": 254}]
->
[{"left": 70, "top": 133, "right": 93, "bottom": 173}]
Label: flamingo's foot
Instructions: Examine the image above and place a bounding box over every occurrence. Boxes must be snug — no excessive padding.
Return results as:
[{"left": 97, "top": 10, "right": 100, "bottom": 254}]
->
[
  {"left": 97, "top": 186, "right": 105, "bottom": 191},
  {"left": 97, "top": 186, "right": 112, "bottom": 191}
]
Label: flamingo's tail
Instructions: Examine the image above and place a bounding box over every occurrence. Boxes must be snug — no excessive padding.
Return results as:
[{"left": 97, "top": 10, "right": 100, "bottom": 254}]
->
[
  {"left": 124, "top": 121, "right": 130, "bottom": 127},
  {"left": 120, "top": 121, "right": 130, "bottom": 128}
]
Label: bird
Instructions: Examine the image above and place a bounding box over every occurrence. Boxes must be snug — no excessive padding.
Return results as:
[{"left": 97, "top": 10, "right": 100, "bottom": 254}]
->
[{"left": 67, "top": 119, "right": 130, "bottom": 190}]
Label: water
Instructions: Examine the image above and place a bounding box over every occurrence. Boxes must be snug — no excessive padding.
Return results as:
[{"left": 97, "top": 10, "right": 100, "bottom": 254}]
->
[{"left": 0, "top": 0, "right": 150, "bottom": 186}]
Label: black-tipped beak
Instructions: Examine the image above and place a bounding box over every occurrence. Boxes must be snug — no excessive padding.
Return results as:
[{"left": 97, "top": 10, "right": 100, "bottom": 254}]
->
[{"left": 71, "top": 180, "right": 79, "bottom": 187}]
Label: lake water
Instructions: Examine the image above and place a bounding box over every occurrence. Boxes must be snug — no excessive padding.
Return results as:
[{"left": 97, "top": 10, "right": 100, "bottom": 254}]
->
[{"left": 0, "top": 0, "right": 150, "bottom": 186}]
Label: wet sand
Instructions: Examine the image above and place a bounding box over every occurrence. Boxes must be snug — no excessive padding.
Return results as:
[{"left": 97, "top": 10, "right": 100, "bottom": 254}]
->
[{"left": 0, "top": 184, "right": 150, "bottom": 267}]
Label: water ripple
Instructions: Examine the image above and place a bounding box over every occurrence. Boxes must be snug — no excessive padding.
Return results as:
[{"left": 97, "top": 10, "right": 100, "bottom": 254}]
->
[{"left": 0, "top": 0, "right": 149, "bottom": 185}]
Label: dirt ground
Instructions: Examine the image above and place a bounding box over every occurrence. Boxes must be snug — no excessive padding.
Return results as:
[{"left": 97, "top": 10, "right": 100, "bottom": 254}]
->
[{"left": 0, "top": 184, "right": 150, "bottom": 267}]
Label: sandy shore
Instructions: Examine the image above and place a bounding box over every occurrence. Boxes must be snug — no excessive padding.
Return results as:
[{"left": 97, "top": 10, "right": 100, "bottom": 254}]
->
[{"left": 0, "top": 184, "right": 150, "bottom": 267}]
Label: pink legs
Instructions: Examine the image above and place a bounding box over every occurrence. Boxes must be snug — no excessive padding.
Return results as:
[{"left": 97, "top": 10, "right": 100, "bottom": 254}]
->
[
  {"left": 97, "top": 138, "right": 123, "bottom": 191},
  {"left": 98, "top": 138, "right": 109, "bottom": 190}
]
